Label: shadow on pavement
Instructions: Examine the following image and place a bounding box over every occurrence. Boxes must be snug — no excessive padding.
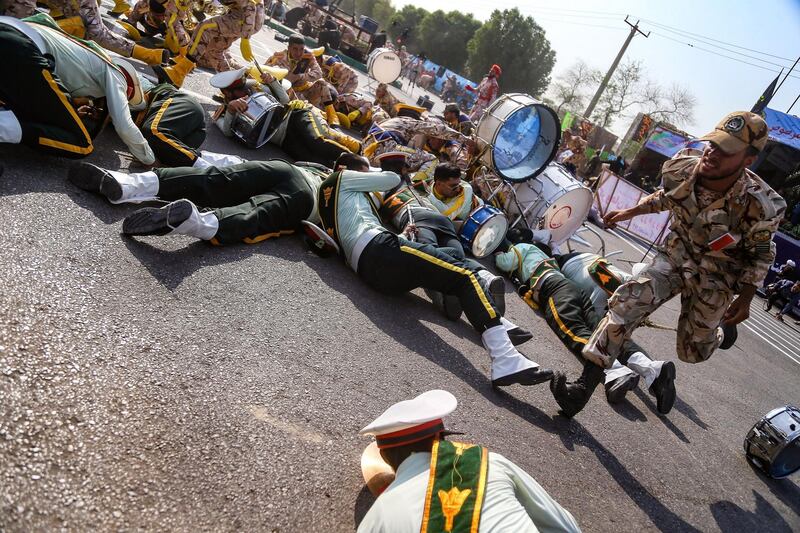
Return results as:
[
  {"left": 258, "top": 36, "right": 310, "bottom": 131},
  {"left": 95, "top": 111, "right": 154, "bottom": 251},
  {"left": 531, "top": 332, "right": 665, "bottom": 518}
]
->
[
  {"left": 353, "top": 485, "right": 376, "bottom": 529},
  {"left": 632, "top": 388, "right": 691, "bottom": 443},
  {"left": 710, "top": 490, "right": 794, "bottom": 533},
  {"left": 308, "top": 257, "right": 706, "bottom": 532}
]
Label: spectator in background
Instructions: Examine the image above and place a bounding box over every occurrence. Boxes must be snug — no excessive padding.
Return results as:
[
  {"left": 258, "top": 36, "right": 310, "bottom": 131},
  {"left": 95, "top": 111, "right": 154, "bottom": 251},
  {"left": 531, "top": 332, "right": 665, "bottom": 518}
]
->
[
  {"left": 267, "top": 0, "right": 286, "bottom": 22},
  {"left": 767, "top": 280, "right": 800, "bottom": 321},
  {"left": 774, "top": 259, "right": 798, "bottom": 283}
]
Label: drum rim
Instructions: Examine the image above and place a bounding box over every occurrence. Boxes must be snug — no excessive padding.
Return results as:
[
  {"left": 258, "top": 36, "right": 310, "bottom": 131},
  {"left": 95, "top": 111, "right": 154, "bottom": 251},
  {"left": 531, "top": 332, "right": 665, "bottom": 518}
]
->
[
  {"left": 476, "top": 95, "right": 561, "bottom": 184},
  {"left": 744, "top": 405, "right": 800, "bottom": 478},
  {"left": 470, "top": 212, "right": 508, "bottom": 258}
]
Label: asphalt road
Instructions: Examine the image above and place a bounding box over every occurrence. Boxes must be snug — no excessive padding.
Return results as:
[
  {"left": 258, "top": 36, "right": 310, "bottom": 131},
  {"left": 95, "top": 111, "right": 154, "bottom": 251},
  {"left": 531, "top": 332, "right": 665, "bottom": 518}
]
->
[{"left": 1, "top": 16, "right": 799, "bottom": 533}]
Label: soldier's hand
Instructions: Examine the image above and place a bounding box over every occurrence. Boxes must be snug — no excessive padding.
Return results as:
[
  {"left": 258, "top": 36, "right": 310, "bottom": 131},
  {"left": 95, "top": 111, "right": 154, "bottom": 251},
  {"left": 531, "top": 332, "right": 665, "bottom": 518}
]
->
[
  {"left": 228, "top": 98, "right": 249, "bottom": 114},
  {"left": 260, "top": 72, "right": 275, "bottom": 84},
  {"left": 286, "top": 72, "right": 300, "bottom": 83},
  {"left": 722, "top": 296, "right": 751, "bottom": 326},
  {"left": 603, "top": 209, "right": 629, "bottom": 228}
]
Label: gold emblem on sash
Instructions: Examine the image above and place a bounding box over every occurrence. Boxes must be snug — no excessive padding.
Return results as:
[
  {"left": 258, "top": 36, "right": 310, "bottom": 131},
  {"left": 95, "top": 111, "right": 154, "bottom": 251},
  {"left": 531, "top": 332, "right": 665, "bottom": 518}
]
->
[{"left": 438, "top": 487, "right": 472, "bottom": 532}]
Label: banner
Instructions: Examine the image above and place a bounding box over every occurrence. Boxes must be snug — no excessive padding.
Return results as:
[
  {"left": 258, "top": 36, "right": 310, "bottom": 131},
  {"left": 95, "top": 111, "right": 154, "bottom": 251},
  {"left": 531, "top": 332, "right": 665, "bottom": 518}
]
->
[
  {"left": 594, "top": 170, "right": 671, "bottom": 245},
  {"left": 764, "top": 107, "right": 800, "bottom": 151}
]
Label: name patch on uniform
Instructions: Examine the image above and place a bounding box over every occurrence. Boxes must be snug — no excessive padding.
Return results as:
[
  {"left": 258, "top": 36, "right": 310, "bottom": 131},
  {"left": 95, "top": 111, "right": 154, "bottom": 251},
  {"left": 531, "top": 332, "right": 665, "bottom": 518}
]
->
[
  {"left": 752, "top": 230, "right": 771, "bottom": 242},
  {"left": 709, "top": 232, "right": 739, "bottom": 251}
]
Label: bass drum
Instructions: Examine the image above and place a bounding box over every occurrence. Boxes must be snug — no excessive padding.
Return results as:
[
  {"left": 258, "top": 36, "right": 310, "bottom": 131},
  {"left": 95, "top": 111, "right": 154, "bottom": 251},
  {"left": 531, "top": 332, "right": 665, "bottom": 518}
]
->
[
  {"left": 505, "top": 163, "right": 592, "bottom": 245},
  {"left": 744, "top": 405, "right": 800, "bottom": 479},
  {"left": 367, "top": 48, "right": 402, "bottom": 84},
  {"left": 475, "top": 93, "right": 561, "bottom": 183},
  {"left": 231, "top": 92, "right": 283, "bottom": 149}
]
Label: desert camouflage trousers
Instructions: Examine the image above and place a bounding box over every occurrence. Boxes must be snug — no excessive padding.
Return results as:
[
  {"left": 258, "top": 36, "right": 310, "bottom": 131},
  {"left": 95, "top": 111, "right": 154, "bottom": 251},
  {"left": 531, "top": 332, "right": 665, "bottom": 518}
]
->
[
  {"left": 189, "top": 1, "right": 263, "bottom": 72},
  {"left": 127, "top": 0, "right": 190, "bottom": 50},
  {"left": 294, "top": 78, "right": 334, "bottom": 109},
  {"left": 56, "top": 0, "right": 136, "bottom": 55},
  {"left": 2, "top": 0, "right": 36, "bottom": 18},
  {"left": 583, "top": 252, "right": 731, "bottom": 367}
]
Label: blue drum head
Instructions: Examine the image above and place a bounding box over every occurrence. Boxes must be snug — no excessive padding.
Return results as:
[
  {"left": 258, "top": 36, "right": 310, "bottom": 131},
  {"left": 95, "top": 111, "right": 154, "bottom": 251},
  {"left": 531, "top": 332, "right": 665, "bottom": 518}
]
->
[{"left": 494, "top": 104, "right": 560, "bottom": 183}]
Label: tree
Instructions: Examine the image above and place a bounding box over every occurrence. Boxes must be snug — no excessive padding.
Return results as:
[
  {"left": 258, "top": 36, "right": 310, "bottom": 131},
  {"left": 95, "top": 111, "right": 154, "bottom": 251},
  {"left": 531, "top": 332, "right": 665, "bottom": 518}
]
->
[
  {"left": 387, "top": 5, "right": 429, "bottom": 53},
  {"left": 465, "top": 8, "right": 555, "bottom": 96},
  {"left": 417, "top": 10, "right": 482, "bottom": 74},
  {"left": 353, "top": 0, "right": 395, "bottom": 29},
  {"left": 589, "top": 59, "right": 696, "bottom": 129},
  {"left": 550, "top": 59, "right": 595, "bottom": 114}
]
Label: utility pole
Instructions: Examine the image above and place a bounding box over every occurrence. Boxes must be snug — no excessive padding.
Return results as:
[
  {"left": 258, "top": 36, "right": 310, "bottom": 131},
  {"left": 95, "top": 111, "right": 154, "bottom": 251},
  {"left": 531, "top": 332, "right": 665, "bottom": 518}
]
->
[{"left": 583, "top": 16, "right": 649, "bottom": 120}]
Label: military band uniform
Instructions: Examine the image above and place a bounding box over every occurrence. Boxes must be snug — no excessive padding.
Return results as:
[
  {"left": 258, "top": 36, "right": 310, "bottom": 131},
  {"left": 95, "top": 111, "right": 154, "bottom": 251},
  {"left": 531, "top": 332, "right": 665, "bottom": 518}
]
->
[
  {"left": 266, "top": 47, "right": 334, "bottom": 108},
  {"left": 189, "top": 0, "right": 264, "bottom": 72},
  {"left": 136, "top": 82, "right": 206, "bottom": 167},
  {"left": 583, "top": 149, "right": 786, "bottom": 368},
  {"left": 0, "top": 15, "right": 154, "bottom": 163},
  {"left": 216, "top": 75, "right": 357, "bottom": 167},
  {"left": 126, "top": 0, "right": 191, "bottom": 52},
  {"left": 49, "top": 0, "right": 137, "bottom": 56},
  {"left": 428, "top": 180, "right": 483, "bottom": 223}
]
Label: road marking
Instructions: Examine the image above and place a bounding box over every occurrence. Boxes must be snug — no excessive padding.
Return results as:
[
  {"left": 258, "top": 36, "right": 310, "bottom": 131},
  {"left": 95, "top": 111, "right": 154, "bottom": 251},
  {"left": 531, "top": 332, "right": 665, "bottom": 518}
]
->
[{"left": 740, "top": 322, "right": 800, "bottom": 365}]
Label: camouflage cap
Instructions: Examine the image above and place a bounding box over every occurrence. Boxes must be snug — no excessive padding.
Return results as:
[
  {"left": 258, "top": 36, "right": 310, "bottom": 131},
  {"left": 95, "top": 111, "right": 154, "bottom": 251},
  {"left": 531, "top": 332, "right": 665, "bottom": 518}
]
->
[{"left": 699, "top": 111, "right": 768, "bottom": 154}]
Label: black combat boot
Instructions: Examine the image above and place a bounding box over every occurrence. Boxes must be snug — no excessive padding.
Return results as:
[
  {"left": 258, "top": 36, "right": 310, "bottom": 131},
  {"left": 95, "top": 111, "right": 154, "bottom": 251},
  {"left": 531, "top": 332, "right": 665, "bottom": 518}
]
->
[{"left": 550, "top": 363, "right": 605, "bottom": 418}]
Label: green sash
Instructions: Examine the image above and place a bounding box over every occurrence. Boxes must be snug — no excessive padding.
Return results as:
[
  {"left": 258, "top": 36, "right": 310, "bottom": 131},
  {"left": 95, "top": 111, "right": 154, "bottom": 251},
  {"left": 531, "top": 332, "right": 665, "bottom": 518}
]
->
[
  {"left": 528, "top": 258, "right": 559, "bottom": 289},
  {"left": 588, "top": 258, "right": 622, "bottom": 296},
  {"left": 420, "top": 440, "right": 489, "bottom": 533},
  {"left": 378, "top": 186, "right": 415, "bottom": 221},
  {"left": 317, "top": 170, "right": 344, "bottom": 248}
]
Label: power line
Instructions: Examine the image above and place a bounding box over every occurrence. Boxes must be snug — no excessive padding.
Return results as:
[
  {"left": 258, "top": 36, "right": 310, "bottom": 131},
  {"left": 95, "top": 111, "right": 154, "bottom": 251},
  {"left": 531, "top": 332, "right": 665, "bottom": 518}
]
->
[
  {"left": 650, "top": 32, "right": 800, "bottom": 81},
  {"left": 530, "top": 17, "right": 627, "bottom": 32},
  {"left": 640, "top": 18, "right": 794, "bottom": 63}
]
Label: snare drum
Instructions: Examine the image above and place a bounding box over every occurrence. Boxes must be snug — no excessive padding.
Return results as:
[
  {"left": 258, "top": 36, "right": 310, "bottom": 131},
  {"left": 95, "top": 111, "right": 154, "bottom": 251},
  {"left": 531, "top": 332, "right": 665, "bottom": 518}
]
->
[
  {"left": 474, "top": 93, "right": 561, "bottom": 183},
  {"left": 231, "top": 92, "right": 282, "bottom": 148},
  {"left": 459, "top": 205, "right": 508, "bottom": 258},
  {"left": 367, "top": 48, "right": 402, "bottom": 84},
  {"left": 744, "top": 405, "right": 800, "bottom": 478},
  {"left": 504, "top": 163, "right": 592, "bottom": 245}
]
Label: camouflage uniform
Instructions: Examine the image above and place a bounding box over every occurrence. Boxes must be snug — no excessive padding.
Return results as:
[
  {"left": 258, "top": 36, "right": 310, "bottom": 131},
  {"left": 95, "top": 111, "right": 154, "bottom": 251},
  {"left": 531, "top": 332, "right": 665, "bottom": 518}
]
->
[
  {"left": 364, "top": 117, "right": 466, "bottom": 185},
  {"left": 189, "top": 0, "right": 264, "bottom": 72},
  {"left": 2, "top": 0, "right": 36, "bottom": 18},
  {"left": 127, "top": 0, "right": 191, "bottom": 50},
  {"left": 584, "top": 151, "right": 786, "bottom": 367},
  {"left": 320, "top": 55, "right": 358, "bottom": 94},
  {"left": 374, "top": 85, "right": 399, "bottom": 118},
  {"left": 336, "top": 92, "right": 388, "bottom": 126},
  {"left": 50, "top": 0, "right": 136, "bottom": 55},
  {"left": 266, "top": 48, "right": 333, "bottom": 108}
]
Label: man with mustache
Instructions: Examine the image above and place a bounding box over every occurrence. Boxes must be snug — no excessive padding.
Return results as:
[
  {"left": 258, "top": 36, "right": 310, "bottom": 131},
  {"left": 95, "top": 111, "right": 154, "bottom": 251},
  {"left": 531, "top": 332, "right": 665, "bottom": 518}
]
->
[{"left": 556, "top": 112, "right": 785, "bottom": 415}]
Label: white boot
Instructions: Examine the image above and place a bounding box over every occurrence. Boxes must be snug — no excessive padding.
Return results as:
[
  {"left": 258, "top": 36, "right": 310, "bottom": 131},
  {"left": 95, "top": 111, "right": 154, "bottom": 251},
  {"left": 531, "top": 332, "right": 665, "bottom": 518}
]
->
[
  {"left": 170, "top": 200, "right": 219, "bottom": 240},
  {"left": 500, "top": 316, "right": 518, "bottom": 331},
  {"left": 625, "top": 351, "right": 664, "bottom": 388},
  {"left": 193, "top": 150, "right": 247, "bottom": 169},
  {"left": 0, "top": 110, "right": 22, "bottom": 144},
  {"left": 604, "top": 359, "right": 636, "bottom": 384},
  {"left": 481, "top": 324, "right": 537, "bottom": 381},
  {"left": 107, "top": 170, "right": 160, "bottom": 204}
]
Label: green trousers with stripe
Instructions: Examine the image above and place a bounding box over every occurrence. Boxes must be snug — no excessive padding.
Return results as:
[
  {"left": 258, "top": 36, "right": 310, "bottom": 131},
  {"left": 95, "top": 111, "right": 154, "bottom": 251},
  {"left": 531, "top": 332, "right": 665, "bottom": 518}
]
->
[
  {"left": 139, "top": 84, "right": 206, "bottom": 167},
  {"left": 0, "top": 24, "right": 94, "bottom": 158}
]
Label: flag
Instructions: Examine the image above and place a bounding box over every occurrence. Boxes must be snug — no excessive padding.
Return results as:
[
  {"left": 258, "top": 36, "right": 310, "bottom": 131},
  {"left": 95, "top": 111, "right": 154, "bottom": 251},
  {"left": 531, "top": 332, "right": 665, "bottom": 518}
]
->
[{"left": 751, "top": 70, "right": 782, "bottom": 114}]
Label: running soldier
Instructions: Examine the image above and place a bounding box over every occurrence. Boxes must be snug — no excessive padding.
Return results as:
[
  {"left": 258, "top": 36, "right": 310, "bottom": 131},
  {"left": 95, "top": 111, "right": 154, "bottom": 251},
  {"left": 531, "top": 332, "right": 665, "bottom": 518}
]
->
[{"left": 572, "top": 112, "right": 785, "bottom": 416}]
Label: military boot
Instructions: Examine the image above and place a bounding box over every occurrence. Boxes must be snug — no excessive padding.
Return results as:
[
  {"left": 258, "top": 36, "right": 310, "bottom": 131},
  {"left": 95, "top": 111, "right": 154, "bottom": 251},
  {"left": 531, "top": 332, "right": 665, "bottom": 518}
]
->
[
  {"left": 550, "top": 363, "right": 605, "bottom": 418},
  {"left": 108, "top": 0, "right": 131, "bottom": 17},
  {"left": 324, "top": 104, "right": 340, "bottom": 126},
  {"left": 154, "top": 53, "right": 196, "bottom": 88},
  {"left": 131, "top": 44, "right": 169, "bottom": 66}
]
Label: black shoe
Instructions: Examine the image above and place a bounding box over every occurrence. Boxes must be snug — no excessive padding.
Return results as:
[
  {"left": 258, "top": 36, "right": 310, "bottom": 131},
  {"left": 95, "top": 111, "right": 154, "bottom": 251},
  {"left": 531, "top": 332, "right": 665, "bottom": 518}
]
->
[
  {"left": 719, "top": 323, "right": 738, "bottom": 350},
  {"left": 480, "top": 272, "right": 506, "bottom": 316},
  {"left": 423, "top": 289, "right": 462, "bottom": 321},
  {"left": 604, "top": 373, "right": 640, "bottom": 404},
  {"left": 550, "top": 372, "right": 591, "bottom": 418},
  {"left": 68, "top": 163, "right": 123, "bottom": 202},
  {"left": 492, "top": 366, "right": 553, "bottom": 388},
  {"left": 507, "top": 326, "right": 533, "bottom": 346},
  {"left": 648, "top": 361, "right": 676, "bottom": 415},
  {"left": 122, "top": 199, "right": 193, "bottom": 236}
]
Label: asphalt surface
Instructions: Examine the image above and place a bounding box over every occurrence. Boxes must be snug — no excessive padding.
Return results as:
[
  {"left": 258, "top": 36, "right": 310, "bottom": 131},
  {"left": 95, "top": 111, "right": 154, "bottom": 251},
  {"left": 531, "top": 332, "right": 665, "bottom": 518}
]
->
[{"left": 1, "top": 15, "right": 799, "bottom": 533}]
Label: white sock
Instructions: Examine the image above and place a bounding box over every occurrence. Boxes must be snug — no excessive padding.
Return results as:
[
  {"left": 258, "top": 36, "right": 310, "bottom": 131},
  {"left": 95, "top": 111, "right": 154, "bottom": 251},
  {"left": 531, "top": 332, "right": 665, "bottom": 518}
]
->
[
  {"left": 170, "top": 201, "right": 219, "bottom": 240},
  {"left": 107, "top": 170, "right": 159, "bottom": 204},
  {"left": 482, "top": 324, "right": 537, "bottom": 380},
  {"left": 476, "top": 269, "right": 499, "bottom": 284},
  {"left": 194, "top": 150, "right": 247, "bottom": 168},
  {"left": 604, "top": 359, "right": 636, "bottom": 384},
  {"left": 625, "top": 351, "right": 664, "bottom": 388},
  {"left": 0, "top": 110, "right": 22, "bottom": 144}
]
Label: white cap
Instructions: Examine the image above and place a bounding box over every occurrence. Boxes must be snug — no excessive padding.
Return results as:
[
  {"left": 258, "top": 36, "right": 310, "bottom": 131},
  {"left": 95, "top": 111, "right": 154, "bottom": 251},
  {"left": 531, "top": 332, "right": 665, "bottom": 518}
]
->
[
  {"left": 360, "top": 390, "right": 457, "bottom": 449},
  {"left": 112, "top": 57, "right": 144, "bottom": 110},
  {"left": 210, "top": 67, "right": 247, "bottom": 89},
  {"left": 787, "top": 260, "right": 796, "bottom": 268}
]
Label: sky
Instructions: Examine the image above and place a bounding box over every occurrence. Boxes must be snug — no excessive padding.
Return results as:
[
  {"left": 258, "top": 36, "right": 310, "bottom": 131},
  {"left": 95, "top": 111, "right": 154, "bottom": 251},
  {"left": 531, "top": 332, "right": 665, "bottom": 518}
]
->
[{"left": 391, "top": 0, "right": 800, "bottom": 137}]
